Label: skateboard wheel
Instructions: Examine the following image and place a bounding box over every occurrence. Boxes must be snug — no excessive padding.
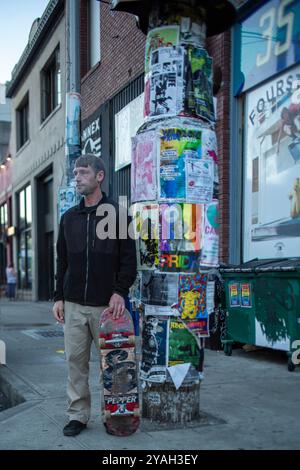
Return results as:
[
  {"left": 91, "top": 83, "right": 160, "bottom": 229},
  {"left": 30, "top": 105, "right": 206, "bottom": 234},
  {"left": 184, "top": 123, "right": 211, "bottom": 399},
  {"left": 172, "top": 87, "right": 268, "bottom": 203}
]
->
[
  {"left": 133, "top": 408, "right": 140, "bottom": 417},
  {"left": 99, "top": 338, "right": 106, "bottom": 348},
  {"left": 128, "top": 335, "right": 135, "bottom": 345},
  {"left": 104, "top": 410, "right": 111, "bottom": 419}
]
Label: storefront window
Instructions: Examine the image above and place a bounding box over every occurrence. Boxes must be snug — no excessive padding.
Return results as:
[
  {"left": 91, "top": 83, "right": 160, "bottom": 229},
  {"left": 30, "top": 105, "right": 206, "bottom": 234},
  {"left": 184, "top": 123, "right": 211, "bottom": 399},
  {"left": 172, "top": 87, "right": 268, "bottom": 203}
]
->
[
  {"left": 233, "top": 0, "right": 300, "bottom": 261},
  {"left": 19, "top": 190, "right": 25, "bottom": 228},
  {"left": 17, "top": 185, "right": 32, "bottom": 289},
  {"left": 243, "top": 66, "right": 300, "bottom": 260},
  {"left": 26, "top": 185, "right": 32, "bottom": 225},
  {"left": 0, "top": 202, "right": 8, "bottom": 284}
]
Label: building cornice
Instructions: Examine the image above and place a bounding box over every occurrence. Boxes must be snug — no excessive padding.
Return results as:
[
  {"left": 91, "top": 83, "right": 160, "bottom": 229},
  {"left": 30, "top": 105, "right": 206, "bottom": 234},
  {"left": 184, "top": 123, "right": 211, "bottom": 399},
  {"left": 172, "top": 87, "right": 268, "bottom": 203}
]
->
[{"left": 6, "top": 0, "right": 64, "bottom": 98}]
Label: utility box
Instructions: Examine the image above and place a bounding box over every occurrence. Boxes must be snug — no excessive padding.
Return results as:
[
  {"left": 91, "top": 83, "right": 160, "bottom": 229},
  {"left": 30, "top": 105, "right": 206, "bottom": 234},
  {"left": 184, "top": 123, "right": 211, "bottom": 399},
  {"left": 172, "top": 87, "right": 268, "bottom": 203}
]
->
[{"left": 220, "top": 258, "right": 300, "bottom": 371}]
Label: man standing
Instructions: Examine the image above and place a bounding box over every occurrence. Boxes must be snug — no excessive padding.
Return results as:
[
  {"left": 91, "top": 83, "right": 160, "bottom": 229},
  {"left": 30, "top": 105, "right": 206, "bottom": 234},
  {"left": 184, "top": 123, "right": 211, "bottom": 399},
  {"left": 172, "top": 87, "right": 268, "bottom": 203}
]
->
[{"left": 53, "top": 154, "right": 137, "bottom": 436}]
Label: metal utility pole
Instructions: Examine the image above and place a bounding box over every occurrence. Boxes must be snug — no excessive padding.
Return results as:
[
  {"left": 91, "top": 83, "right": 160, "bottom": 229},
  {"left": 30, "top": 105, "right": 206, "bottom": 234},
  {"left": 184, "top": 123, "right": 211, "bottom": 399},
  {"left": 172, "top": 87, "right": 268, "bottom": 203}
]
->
[{"left": 60, "top": 0, "right": 81, "bottom": 218}]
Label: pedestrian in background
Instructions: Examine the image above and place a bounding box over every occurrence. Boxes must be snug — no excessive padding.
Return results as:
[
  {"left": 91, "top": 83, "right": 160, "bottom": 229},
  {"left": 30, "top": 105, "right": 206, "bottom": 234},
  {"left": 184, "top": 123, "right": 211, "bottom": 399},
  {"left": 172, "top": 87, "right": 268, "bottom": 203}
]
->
[{"left": 6, "top": 263, "right": 17, "bottom": 300}]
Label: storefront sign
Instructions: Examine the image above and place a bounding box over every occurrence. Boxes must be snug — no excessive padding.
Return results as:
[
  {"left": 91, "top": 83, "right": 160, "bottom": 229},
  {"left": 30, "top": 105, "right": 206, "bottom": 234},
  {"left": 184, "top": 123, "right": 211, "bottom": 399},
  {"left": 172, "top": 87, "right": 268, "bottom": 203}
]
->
[
  {"left": 234, "top": 0, "right": 300, "bottom": 94},
  {"left": 81, "top": 108, "right": 101, "bottom": 157}
]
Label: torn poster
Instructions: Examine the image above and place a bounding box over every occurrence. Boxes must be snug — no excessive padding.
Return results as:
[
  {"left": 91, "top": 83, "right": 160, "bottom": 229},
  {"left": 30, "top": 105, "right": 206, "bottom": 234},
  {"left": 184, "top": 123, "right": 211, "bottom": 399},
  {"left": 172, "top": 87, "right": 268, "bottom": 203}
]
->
[
  {"left": 129, "top": 273, "right": 141, "bottom": 302},
  {"left": 185, "top": 158, "right": 214, "bottom": 203},
  {"left": 149, "top": 46, "right": 185, "bottom": 119},
  {"left": 131, "top": 131, "right": 157, "bottom": 202},
  {"left": 202, "top": 128, "right": 219, "bottom": 184},
  {"left": 206, "top": 281, "right": 215, "bottom": 314},
  {"left": 145, "top": 26, "right": 180, "bottom": 75},
  {"left": 200, "top": 200, "right": 219, "bottom": 268},
  {"left": 168, "top": 319, "right": 199, "bottom": 368},
  {"left": 180, "top": 17, "right": 206, "bottom": 46},
  {"left": 159, "top": 203, "right": 202, "bottom": 273},
  {"left": 141, "top": 271, "right": 178, "bottom": 306},
  {"left": 186, "top": 318, "right": 209, "bottom": 337},
  {"left": 185, "top": 46, "right": 214, "bottom": 122},
  {"left": 132, "top": 203, "right": 159, "bottom": 270},
  {"left": 140, "top": 316, "right": 169, "bottom": 383},
  {"left": 159, "top": 203, "right": 203, "bottom": 251},
  {"left": 58, "top": 187, "right": 77, "bottom": 220},
  {"left": 159, "top": 128, "right": 202, "bottom": 200},
  {"left": 145, "top": 304, "right": 179, "bottom": 317}
]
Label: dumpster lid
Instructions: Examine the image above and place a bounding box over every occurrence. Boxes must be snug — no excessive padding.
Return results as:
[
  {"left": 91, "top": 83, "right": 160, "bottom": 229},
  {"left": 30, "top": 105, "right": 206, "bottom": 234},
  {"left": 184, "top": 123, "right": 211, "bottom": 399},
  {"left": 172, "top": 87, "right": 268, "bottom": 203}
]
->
[{"left": 220, "top": 258, "right": 300, "bottom": 273}]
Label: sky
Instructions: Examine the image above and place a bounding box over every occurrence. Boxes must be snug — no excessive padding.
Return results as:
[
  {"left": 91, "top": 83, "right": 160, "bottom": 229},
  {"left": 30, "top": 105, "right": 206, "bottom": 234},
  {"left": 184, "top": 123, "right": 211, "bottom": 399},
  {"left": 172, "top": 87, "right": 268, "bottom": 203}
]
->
[{"left": 0, "top": 0, "right": 50, "bottom": 84}]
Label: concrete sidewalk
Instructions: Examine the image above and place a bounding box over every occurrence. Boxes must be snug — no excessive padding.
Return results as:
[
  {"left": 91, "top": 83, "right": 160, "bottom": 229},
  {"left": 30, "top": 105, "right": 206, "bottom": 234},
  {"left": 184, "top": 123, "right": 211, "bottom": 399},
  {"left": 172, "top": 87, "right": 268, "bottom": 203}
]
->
[{"left": 0, "top": 298, "right": 299, "bottom": 450}]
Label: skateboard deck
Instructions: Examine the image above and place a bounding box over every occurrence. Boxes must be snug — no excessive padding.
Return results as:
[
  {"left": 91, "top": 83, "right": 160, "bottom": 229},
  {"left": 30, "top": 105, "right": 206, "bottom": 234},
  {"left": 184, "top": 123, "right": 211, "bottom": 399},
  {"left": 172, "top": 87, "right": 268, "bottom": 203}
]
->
[{"left": 99, "top": 308, "right": 140, "bottom": 436}]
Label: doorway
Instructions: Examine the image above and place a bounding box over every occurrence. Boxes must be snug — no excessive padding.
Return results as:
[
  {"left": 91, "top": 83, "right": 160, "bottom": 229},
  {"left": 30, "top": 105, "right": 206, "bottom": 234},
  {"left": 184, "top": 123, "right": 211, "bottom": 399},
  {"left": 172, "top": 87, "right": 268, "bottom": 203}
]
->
[{"left": 37, "top": 168, "right": 54, "bottom": 300}]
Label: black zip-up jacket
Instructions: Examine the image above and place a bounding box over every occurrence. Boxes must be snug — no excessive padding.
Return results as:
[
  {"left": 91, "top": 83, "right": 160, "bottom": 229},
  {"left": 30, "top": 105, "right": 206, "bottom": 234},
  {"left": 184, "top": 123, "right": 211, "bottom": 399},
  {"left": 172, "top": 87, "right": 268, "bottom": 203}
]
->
[{"left": 53, "top": 193, "right": 137, "bottom": 306}]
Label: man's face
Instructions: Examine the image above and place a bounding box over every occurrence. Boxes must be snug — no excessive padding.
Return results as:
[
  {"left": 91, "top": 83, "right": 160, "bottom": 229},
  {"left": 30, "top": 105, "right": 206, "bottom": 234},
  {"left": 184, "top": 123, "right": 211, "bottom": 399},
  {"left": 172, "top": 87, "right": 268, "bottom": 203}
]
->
[{"left": 73, "top": 165, "right": 104, "bottom": 196}]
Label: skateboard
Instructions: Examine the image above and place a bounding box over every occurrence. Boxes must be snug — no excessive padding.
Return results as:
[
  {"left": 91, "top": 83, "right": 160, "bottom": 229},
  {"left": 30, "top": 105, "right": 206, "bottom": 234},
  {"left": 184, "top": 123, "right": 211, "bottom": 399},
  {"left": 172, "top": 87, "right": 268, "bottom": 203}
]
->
[{"left": 99, "top": 307, "right": 140, "bottom": 436}]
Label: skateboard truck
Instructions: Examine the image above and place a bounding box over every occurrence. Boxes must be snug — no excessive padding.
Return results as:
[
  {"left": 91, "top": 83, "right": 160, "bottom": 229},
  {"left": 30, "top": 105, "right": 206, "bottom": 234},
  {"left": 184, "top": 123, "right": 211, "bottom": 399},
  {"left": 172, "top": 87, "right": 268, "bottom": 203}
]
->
[{"left": 99, "top": 334, "right": 135, "bottom": 348}]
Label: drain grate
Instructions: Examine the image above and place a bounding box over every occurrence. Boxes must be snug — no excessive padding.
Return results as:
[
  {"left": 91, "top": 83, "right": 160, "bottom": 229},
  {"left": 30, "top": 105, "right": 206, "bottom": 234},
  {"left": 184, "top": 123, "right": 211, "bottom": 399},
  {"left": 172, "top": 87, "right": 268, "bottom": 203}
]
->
[
  {"left": 22, "top": 329, "right": 64, "bottom": 340},
  {"left": 36, "top": 330, "right": 64, "bottom": 338}
]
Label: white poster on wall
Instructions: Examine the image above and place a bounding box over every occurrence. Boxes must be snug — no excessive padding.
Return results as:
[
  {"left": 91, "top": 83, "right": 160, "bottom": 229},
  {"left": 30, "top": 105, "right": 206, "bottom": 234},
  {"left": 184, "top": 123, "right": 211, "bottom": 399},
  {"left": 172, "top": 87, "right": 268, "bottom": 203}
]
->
[
  {"left": 243, "top": 66, "right": 300, "bottom": 261},
  {"left": 115, "top": 93, "right": 144, "bottom": 171}
]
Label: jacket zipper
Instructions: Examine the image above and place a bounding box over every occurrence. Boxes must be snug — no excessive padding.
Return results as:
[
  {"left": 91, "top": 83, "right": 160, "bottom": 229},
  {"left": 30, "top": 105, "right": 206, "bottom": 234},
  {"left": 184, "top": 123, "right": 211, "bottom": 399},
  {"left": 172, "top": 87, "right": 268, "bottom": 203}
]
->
[
  {"left": 84, "top": 213, "right": 90, "bottom": 304},
  {"left": 92, "top": 219, "right": 96, "bottom": 248}
]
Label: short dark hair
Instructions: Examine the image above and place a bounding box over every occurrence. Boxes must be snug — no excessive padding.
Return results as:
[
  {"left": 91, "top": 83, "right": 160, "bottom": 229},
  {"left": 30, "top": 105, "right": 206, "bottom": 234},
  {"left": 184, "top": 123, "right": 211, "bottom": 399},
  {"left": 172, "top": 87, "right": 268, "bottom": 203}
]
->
[{"left": 75, "top": 154, "right": 106, "bottom": 178}]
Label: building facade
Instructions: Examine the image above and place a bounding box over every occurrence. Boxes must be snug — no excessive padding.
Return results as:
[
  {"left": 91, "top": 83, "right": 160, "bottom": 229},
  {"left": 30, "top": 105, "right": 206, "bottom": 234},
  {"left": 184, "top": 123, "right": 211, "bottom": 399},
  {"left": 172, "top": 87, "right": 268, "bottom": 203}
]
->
[
  {"left": 80, "top": 0, "right": 146, "bottom": 202},
  {"left": 6, "top": 0, "right": 66, "bottom": 300},
  {"left": 0, "top": 84, "right": 12, "bottom": 287},
  {"left": 230, "top": 0, "right": 300, "bottom": 263}
]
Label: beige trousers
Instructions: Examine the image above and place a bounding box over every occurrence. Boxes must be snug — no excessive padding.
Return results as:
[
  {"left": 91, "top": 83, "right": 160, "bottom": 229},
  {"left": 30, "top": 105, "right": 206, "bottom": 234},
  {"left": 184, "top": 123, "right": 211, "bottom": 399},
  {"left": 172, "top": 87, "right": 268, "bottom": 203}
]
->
[{"left": 64, "top": 301, "right": 107, "bottom": 424}]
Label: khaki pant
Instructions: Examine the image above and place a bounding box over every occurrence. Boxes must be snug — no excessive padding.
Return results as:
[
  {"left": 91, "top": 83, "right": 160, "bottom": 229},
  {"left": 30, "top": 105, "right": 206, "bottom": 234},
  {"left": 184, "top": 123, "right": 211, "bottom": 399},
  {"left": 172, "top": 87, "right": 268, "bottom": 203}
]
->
[{"left": 64, "top": 301, "right": 108, "bottom": 424}]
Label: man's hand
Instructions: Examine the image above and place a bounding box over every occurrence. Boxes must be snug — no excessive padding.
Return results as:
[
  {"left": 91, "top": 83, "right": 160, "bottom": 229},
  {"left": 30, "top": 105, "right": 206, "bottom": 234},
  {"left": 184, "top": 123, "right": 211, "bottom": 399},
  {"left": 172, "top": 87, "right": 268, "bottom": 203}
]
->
[
  {"left": 53, "top": 300, "right": 65, "bottom": 323},
  {"left": 108, "top": 293, "right": 125, "bottom": 319}
]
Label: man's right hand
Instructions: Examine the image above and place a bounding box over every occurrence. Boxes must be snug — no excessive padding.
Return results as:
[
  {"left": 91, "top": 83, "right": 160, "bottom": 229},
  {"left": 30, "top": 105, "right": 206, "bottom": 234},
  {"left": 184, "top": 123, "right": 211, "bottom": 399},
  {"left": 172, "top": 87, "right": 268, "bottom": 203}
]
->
[{"left": 53, "top": 300, "right": 65, "bottom": 323}]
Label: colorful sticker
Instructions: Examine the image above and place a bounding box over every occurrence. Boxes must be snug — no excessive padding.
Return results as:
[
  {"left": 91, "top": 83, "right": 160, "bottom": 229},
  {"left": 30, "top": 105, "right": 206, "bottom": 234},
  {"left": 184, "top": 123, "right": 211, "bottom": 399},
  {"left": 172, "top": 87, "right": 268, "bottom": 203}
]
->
[
  {"left": 241, "top": 283, "right": 252, "bottom": 308},
  {"left": 177, "top": 273, "right": 208, "bottom": 320},
  {"left": 229, "top": 283, "right": 240, "bottom": 307}
]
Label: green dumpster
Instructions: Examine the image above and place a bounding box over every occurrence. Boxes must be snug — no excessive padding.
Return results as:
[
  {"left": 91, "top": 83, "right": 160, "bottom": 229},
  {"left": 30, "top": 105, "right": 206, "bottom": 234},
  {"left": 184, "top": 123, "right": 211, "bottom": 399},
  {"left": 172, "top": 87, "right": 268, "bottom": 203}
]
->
[{"left": 220, "top": 258, "right": 300, "bottom": 371}]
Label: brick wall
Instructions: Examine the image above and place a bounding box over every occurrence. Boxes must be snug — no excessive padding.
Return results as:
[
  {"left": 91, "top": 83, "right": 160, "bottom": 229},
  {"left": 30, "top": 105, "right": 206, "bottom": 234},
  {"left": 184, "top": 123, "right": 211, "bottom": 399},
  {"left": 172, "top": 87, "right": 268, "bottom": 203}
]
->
[
  {"left": 207, "top": 32, "right": 231, "bottom": 264},
  {"left": 80, "top": 1, "right": 145, "bottom": 120},
  {"left": 80, "top": 0, "right": 88, "bottom": 79}
]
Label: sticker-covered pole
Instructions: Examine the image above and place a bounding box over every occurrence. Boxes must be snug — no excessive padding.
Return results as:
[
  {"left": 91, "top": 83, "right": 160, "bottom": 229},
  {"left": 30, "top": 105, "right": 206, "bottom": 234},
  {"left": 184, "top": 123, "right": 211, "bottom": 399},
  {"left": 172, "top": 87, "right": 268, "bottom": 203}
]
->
[{"left": 111, "top": 0, "right": 236, "bottom": 425}]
